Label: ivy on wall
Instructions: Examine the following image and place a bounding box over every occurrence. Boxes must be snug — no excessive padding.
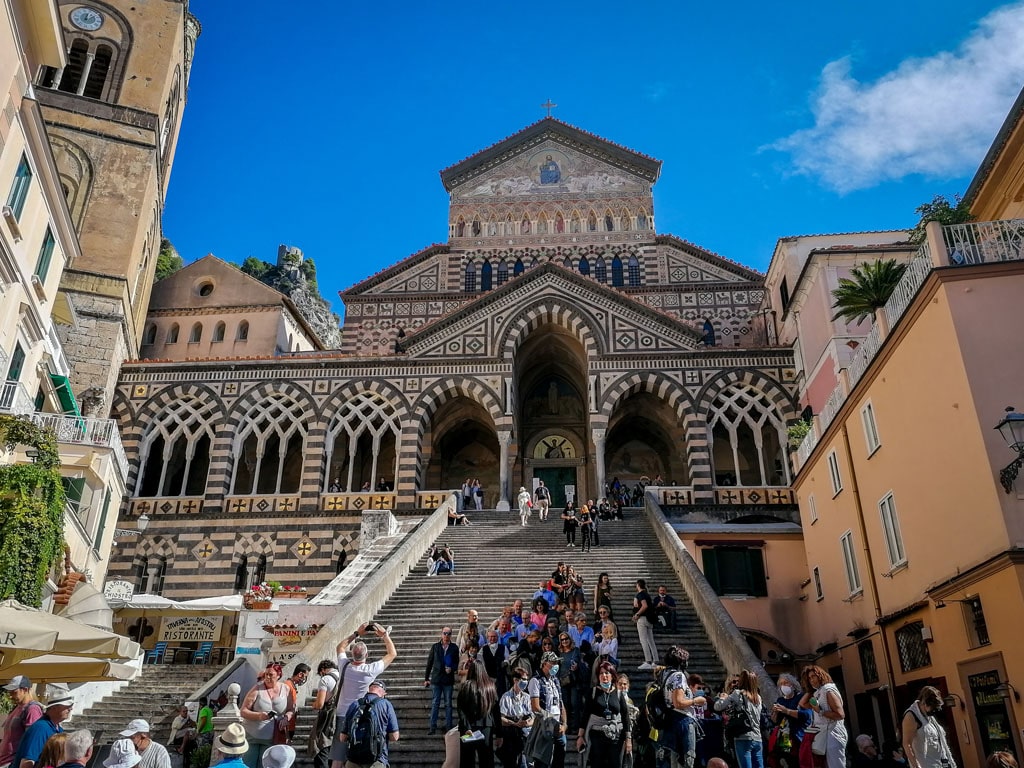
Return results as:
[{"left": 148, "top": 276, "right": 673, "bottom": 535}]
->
[{"left": 0, "top": 415, "right": 66, "bottom": 607}]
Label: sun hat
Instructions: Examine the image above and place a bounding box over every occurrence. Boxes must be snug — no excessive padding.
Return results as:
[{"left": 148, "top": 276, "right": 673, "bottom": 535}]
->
[
  {"left": 261, "top": 744, "right": 296, "bottom": 768},
  {"left": 3, "top": 675, "right": 31, "bottom": 691},
  {"left": 103, "top": 739, "right": 141, "bottom": 768},
  {"left": 215, "top": 723, "right": 249, "bottom": 756},
  {"left": 119, "top": 718, "right": 151, "bottom": 736},
  {"left": 45, "top": 694, "right": 74, "bottom": 709}
]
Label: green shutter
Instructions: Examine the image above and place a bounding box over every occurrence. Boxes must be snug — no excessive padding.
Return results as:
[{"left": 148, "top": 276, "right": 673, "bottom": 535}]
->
[
  {"left": 49, "top": 374, "right": 82, "bottom": 418},
  {"left": 749, "top": 549, "right": 768, "bottom": 597},
  {"left": 94, "top": 489, "right": 112, "bottom": 549},
  {"left": 701, "top": 548, "right": 722, "bottom": 595},
  {"left": 35, "top": 227, "right": 55, "bottom": 281}
]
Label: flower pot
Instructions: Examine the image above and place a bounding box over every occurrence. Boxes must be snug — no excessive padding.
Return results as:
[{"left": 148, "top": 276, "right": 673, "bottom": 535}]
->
[
  {"left": 247, "top": 599, "right": 273, "bottom": 610},
  {"left": 273, "top": 591, "right": 307, "bottom": 600}
]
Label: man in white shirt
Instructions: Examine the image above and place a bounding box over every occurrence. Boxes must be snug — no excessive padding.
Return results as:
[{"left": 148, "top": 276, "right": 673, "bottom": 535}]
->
[
  {"left": 311, "top": 660, "right": 339, "bottom": 768},
  {"left": 120, "top": 720, "right": 171, "bottom": 768},
  {"left": 329, "top": 623, "right": 396, "bottom": 768}
]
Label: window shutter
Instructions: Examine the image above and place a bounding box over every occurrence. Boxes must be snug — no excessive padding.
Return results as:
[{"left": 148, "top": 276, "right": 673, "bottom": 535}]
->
[{"left": 701, "top": 548, "right": 721, "bottom": 594}]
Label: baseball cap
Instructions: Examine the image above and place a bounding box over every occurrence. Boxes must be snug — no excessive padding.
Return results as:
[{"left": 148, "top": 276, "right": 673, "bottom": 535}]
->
[
  {"left": 3, "top": 675, "right": 31, "bottom": 691},
  {"left": 120, "top": 718, "right": 151, "bottom": 736},
  {"left": 370, "top": 679, "right": 388, "bottom": 692}
]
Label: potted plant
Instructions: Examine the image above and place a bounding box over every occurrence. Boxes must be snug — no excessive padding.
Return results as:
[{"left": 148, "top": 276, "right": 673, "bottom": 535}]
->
[
  {"left": 244, "top": 582, "right": 274, "bottom": 610},
  {"left": 273, "top": 584, "right": 307, "bottom": 599}
]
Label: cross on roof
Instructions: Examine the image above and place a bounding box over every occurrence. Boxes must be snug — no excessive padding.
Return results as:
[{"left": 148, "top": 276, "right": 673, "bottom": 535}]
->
[{"left": 541, "top": 99, "right": 557, "bottom": 117}]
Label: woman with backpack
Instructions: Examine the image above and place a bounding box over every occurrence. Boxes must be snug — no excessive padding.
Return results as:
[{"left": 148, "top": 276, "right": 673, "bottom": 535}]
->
[
  {"left": 457, "top": 660, "right": 500, "bottom": 768},
  {"left": 715, "top": 669, "right": 764, "bottom": 768}
]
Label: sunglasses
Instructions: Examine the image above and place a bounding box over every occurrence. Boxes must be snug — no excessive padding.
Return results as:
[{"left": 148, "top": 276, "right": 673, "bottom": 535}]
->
[{"left": 442, "top": 631, "right": 452, "bottom": 636}]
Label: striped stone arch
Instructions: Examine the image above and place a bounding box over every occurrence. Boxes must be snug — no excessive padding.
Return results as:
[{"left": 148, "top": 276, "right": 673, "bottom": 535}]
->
[
  {"left": 411, "top": 378, "right": 503, "bottom": 431},
  {"left": 110, "top": 390, "right": 135, "bottom": 431},
  {"left": 223, "top": 381, "right": 318, "bottom": 430},
  {"left": 498, "top": 297, "right": 604, "bottom": 360},
  {"left": 133, "top": 535, "right": 177, "bottom": 565},
  {"left": 696, "top": 369, "right": 797, "bottom": 421},
  {"left": 123, "top": 383, "right": 224, "bottom": 493},
  {"left": 599, "top": 371, "right": 694, "bottom": 423},
  {"left": 317, "top": 379, "right": 410, "bottom": 423},
  {"left": 231, "top": 532, "right": 276, "bottom": 563}
]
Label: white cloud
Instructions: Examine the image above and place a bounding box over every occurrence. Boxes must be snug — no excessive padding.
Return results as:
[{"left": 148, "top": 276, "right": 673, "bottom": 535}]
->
[{"left": 771, "top": 2, "right": 1024, "bottom": 192}]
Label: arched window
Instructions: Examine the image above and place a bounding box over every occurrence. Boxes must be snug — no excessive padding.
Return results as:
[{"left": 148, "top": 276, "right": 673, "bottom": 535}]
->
[
  {"left": 703, "top": 319, "right": 717, "bottom": 347},
  {"left": 336, "top": 550, "right": 348, "bottom": 574},
  {"left": 595, "top": 258, "right": 607, "bottom": 283},
  {"left": 83, "top": 44, "right": 113, "bottom": 99},
  {"left": 537, "top": 213, "right": 548, "bottom": 234},
  {"left": 628, "top": 255, "right": 641, "bottom": 286},
  {"left": 237, "top": 321, "right": 249, "bottom": 341},
  {"left": 605, "top": 212, "right": 615, "bottom": 232},
  {"left": 135, "top": 556, "right": 149, "bottom": 594},
  {"left": 166, "top": 323, "right": 179, "bottom": 343},
  {"left": 143, "top": 324, "right": 157, "bottom": 345},
  {"left": 497, "top": 261, "right": 509, "bottom": 286},
  {"left": 709, "top": 385, "right": 789, "bottom": 487},
  {"left": 481, "top": 261, "right": 493, "bottom": 291},
  {"left": 588, "top": 212, "right": 598, "bottom": 232},
  {"left": 325, "top": 392, "right": 401, "bottom": 493},
  {"left": 471, "top": 219, "right": 481, "bottom": 236},
  {"left": 514, "top": 258, "right": 525, "bottom": 277},
  {"left": 571, "top": 212, "right": 582, "bottom": 233},
  {"left": 233, "top": 555, "right": 248, "bottom": 592},
  {"left": 213, "top": 322, "right": 226, "bottom": 342},
  {"left": 638, "top": 211, "right": 648, "bottom": 230},
  {"left": 136, "top": 396, "right": 216, "bottom": 497},
  {"left": 579, "top": 256, "right": 590, "bottom": 276},
  {"left": 563, "top": 257, "right": 573, "bottom": 270},
  {"left": 137, "top": 557, "right": 166, "bottom": 596},
  {"left": 189, "top": 323, "right": 202, "bottom": 343},
  {"left": 464, "top": 261, "right": 477, "bottom": 291},
  {"left": 59, "top": 40, "right": 89, "bottom": 94},
  {"left": 611, "top": 256, "right": 624, "bottom": 286},
  {"left": 456, "top": 218, "right": 466, "bottom": 237},
  {"left": 232, "top": 393, "right": 308, "bottom": 495},
  {"left": 555, "top": 213, "right": 565, "bottom": 234},
  {"left": 521, "top": 216, "right": 531, "bottom": 234},
  {"left": 621, "top": 209, "right": 631, "bottom": 231},
  {"left": 505, "top": 214, "right": 514, "bottom": 235}
]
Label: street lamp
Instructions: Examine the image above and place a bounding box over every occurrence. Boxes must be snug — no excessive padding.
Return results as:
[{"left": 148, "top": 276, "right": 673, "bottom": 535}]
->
[
  {"left": 137, "top": 512, "right": 150, "bottom": 533},
  {"left": 113, "top": 512, "right": 151, "bottom": 541},
  {"left": 994, "top": 407, "right": 1024, "bottom": 494}
]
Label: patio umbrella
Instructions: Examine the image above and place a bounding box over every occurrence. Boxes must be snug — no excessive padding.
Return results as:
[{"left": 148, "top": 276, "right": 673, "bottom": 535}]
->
[
  {"left": 9, "top": 654, "right": 138, "bottom": 683},
  {"left": 0, "top": 599, "right": 141, "bottom": 671}
]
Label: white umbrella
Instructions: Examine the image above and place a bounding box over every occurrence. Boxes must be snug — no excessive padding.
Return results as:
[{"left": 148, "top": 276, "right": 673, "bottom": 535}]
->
[
  {"left": 9, "top": 654, "right": 138, "bottom": 683},
  {"left": 0, "top": 599, "right": 141, "bottom": 671},
  {"left": 178, "top": 594, "right": 243, "bottom": 611}
]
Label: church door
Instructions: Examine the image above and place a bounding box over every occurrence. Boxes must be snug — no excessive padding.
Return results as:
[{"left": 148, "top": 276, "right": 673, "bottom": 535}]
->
[{"left": 534, "top": 467, "right": 576, "bottom": 508}]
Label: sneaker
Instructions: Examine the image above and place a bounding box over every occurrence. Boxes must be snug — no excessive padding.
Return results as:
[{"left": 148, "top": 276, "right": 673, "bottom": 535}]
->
[
  {"left": 638, "top": 662, "right": 653, "bottom": 670},
  {"left": 566, "top": 543, "right": 572, "bottom": 547}
]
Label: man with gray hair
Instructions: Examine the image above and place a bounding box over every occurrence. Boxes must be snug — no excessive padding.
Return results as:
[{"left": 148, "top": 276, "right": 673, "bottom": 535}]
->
[
  {"left": 58, "top": 730, "right": 93, "bottom": 768},
  {"left": 329, "top": 622, "right": 396, "bottom": 768}
]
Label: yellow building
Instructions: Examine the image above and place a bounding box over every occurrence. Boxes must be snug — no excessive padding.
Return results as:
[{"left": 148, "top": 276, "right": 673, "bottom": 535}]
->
[{"left": 785, "top": 84, "right": 1024, "bottom": 768}]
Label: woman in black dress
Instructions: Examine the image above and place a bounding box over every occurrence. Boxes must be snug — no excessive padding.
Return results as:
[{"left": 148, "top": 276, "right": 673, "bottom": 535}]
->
[{"left": 575, "top": 662, "right": 632, "bottom": 768}]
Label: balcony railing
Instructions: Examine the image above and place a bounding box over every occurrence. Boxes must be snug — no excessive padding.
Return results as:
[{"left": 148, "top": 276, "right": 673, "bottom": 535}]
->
[
  {"left": 46, "top": 325, "right": 70, "bottom": 377},
  {"left": 29, "top": 412, "right": 129, "bottom": 479},
  {"left": 794, "top": 218, "right": 1024, "bottom": 472},
  {"left": 0, "top": 381, "right": 34, "bottom": 415}
]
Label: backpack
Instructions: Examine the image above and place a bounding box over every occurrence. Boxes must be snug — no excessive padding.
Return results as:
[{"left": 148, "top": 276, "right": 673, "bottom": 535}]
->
[
  {"left": 347, "top": 696, "right": 386, "bottom": 765},
  {"left": 306, "top": 665, "right": 346, "bottom": 757},
  {"left": 644, "top": 671, "right": 671, "bottom": 729},
  {"left": 20, "top": 701, "right": 43, "bottom": 728},
  {"left": 725, "top": 698, "right": 756, "bottom": 739}
]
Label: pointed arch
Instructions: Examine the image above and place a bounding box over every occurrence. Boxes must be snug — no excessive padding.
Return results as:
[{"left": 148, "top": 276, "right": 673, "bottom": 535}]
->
[
  {"left": 411, "top": 378, "right": 504, "bottom": 441},
  {"left": 620, "top": 208, "right": 632, "bottom": 231},
  {"left": 136, "top": 395, "right": 218, "bottom": 498},
  {"left": 579, "top": 255, "right": 590, "bottom": 276},
  {"left": 455, "top": 216, "right": 466, "bottom": 237},
  {"left": 464, "top": 260, "right": 477, "bottom": 291},
  {"left": 637, "top": 209, "right": 649, "bottom": 230},
  {"left": 594, "top": 257, "right": 607, "bottom": 284},
  {"left": 481, "top": 260, "right": 493, "bottom": 291},
  {"left": 497, "top": 260, "right": 509, "bottom": 286},
  {"left": 498, "top": 298, "right": 604, "bottom": 360},
  {"left": 600, "top": 371, "right": 694, "bottom": 424},
  {"left": 562, "top": 256, "right": 573, "bottom": 270},
  {"left": 538, "top": 210, "right": 550, "bottom": 234},
  {"left": 514, "top": 258, "right": 525, "bottom": 276},
  {"left": 521, "top": 215, "right": 531, "bottom": 235},
  {"left": 611, "top": 256, "right": 624, "bottom": 286},
  {"left": 325, "top": 391, "right": 402, "bottom": 493},
  {"left": 230, "top": 392, "right": 310, "bottom": 495},
  {"left": 604, "top": 209, "right": 616, "bottom": 232},
  {"left": 702, "top": 319, "right": 716, "bottom": 346},
  {"left": 570, "top": 210, "right": 582, "bottom": 234},
  {"left": 587, "top": 211, "right": 598, "bottom": 232},
  {"left": 555, "top": 212, "right": 565, "bottom": 234},
  {"left": 627, "top": 255, "right": 641, "bottom": 286}
]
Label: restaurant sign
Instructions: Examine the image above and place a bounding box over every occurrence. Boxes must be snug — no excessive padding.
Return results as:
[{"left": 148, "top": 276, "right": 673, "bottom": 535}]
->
[{"left": 159, "top": 615, "right": 223, "bottom": 642}]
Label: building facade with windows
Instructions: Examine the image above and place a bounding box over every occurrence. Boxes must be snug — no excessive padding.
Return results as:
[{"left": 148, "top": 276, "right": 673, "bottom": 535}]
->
[
  {"left": 106, "top": 118, "right": 802, "bottom": 599},
  {"left": 783, "top": 83, "right": 1024, "bottom": 768},
  {"left": 1, "top": 0, "right": 133, "bottom": 595}
]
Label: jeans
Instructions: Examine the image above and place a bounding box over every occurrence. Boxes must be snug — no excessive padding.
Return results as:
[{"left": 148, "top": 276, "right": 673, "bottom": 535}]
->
[
  {"left": 430, "top": 683, "right": 454, "bottom": 729},
  {"left": 658, "top": 715, "right": 695, "bottom": 768},
  {"left": 735, "top": 738, "right": 764, "bottom": 768},
  {"left": 636, "top": 615, "right": 658, "bottom": 664}
]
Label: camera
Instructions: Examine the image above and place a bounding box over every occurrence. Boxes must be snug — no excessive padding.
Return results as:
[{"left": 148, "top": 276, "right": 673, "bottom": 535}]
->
[{"left": 366, "top": 622, "right": 378, "bottom": 632}]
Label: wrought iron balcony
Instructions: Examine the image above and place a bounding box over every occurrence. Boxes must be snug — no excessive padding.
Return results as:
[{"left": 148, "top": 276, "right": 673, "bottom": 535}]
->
[
  {"left": 29, "top": 412, "right": 129, "bottom": 479},
  {"left": 0, "top": 381, "right": 34, "bottom": 415}
]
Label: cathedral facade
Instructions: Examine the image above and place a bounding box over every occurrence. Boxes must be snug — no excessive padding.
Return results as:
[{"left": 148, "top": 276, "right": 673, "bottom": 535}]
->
[{"left": 108, "top": 119, "right": 799, "bottom": 597}]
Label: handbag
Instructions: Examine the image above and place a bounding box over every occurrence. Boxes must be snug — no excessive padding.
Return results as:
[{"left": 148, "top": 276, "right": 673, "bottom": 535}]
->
[{"left": 306, "top": 664, "right": 347, "bottom": 756}]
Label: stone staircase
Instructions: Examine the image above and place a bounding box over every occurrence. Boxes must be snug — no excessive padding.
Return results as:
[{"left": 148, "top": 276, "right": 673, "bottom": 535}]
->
[
  {"left": 286, "top": 507, "right": 726, "bottom": 768},
  {"left": 72, "top": 664, "right": 223, "bottom": 746}
]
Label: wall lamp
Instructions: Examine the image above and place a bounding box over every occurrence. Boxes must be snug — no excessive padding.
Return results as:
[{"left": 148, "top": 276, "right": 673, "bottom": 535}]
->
[
  {"left": 113, "top": 512, "right": 150, "bottom": 540},
  {"left": 995, "top": 406, "right": 1024, "bottom": 494},
  {"left": 943, "top": 692, "right": 966, "bottom": 710},
  {"left": 995, "top": 681, "right": 1020, "bottom": 703},
  {"left": 934, "top": 598, "right": 975, "bottom": 609}
]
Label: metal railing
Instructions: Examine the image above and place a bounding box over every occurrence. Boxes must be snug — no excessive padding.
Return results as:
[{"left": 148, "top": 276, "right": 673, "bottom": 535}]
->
[
  {"left": 30, "top": 413, "right": 129, "bottom": 479},
  {"left": 795, "top": 425, "right": 820, "bottom": 467},
  {"left": 0, "top": 381, "right": 34, "bottom": 415},
  {"left": 943, "top": 218, "right": 1024, "bottom": 265},
  {"left": 847, "top": 321, "right": 883, "bottom": 389},
  {"left": 881, "top": 246, "right": 934, "bottom": 331},
  {"left": 46, "top": 325, "right": 70, "bottom": 376}
]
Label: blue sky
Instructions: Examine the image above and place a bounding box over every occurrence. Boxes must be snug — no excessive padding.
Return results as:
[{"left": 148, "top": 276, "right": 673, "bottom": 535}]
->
[{"left": 163, "top": 1, "right": 1024, "bottom": 312}]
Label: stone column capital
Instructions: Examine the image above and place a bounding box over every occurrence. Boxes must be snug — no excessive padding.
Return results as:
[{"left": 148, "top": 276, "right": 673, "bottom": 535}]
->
[
  {"left": 497, "top": 430, "right": 512, "bottom": 446},
  {"left": 592, "top": 428, "right": 606, "bottom": 444}
]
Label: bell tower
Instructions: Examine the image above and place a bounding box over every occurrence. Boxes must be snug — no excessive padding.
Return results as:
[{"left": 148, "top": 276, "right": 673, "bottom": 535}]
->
[{"left": 35, "top": 0, "right": 200, "bottom": 410}]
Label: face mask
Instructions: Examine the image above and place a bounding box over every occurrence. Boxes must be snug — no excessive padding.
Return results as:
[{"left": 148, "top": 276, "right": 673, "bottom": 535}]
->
[
  {"left": 780, "top": 685, "right": 793, "bottom": 697},
  {"left": 601, "top": 680, "right": 613, "bottom": 690},
  {"left": 517, "top": 680, "right": 528, "bottom": 692},
  {"left": 550, "top": 665, "right": 560, "bottom": 677}
]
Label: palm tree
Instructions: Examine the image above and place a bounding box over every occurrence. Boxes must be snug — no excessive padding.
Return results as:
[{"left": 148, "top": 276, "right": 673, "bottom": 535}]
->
[{"left": 831, "top": 259, "right": 907, "bottom": 324}]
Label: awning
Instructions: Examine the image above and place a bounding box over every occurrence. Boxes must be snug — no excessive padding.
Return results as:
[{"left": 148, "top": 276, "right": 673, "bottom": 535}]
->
[
  {"left": 0, "top": 599, "right": 140, "bottom": 670},
  {"left": 11, "top": 654, "right": 138, "bottom": 683},
  {"left": 49, "top": 374, "right": 82, "bottom": 418}
]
